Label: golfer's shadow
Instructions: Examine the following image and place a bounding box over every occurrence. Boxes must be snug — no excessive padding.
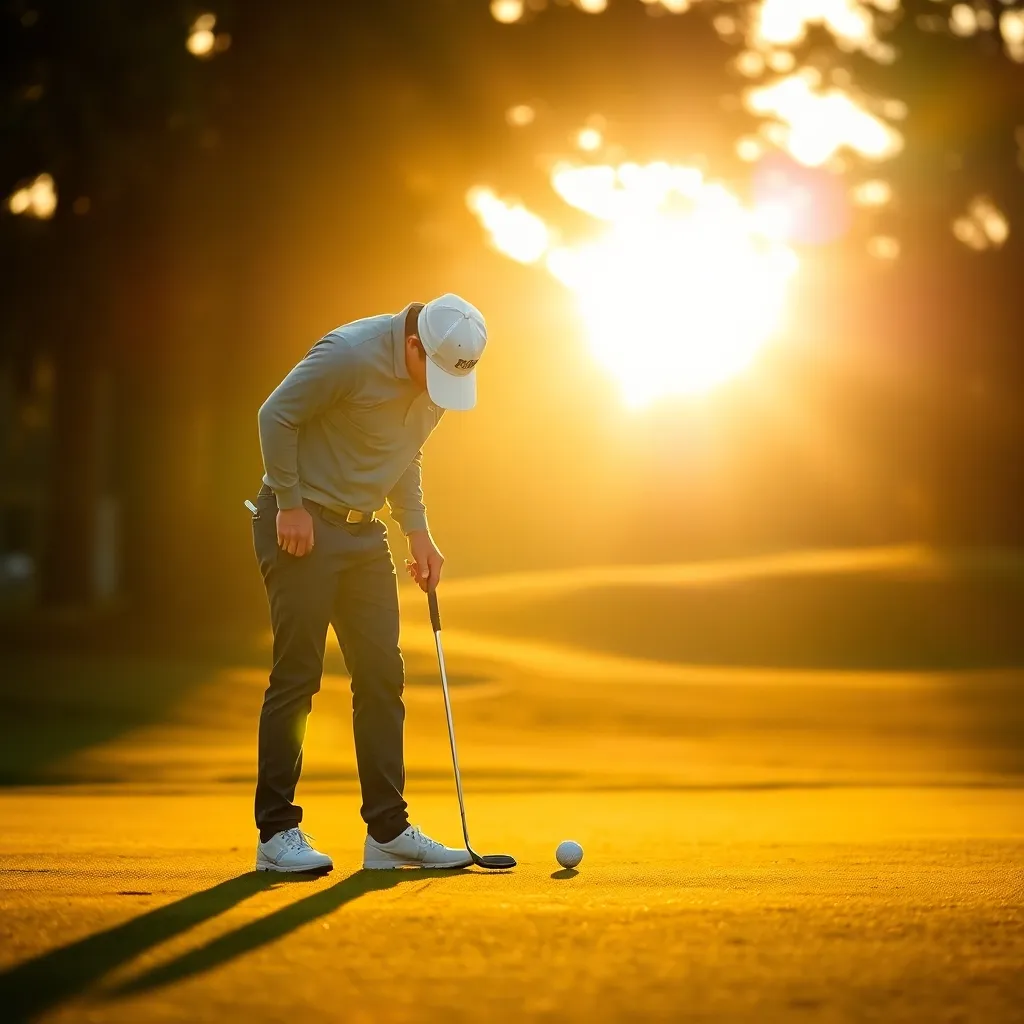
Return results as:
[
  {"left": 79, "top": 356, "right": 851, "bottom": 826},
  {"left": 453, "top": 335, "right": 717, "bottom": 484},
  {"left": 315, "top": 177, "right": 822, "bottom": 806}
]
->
[
  {"left": 108, "top": 868, "right": 464, "bottom": 999},
  {"left": 0, "top": 868, "right": 461, "bottom": 1020}
]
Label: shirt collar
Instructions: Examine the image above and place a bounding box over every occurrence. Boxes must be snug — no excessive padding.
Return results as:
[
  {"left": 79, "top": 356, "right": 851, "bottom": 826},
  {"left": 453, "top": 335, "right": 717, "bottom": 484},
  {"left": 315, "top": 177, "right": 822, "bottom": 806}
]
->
[{"left": 391, "top": 303, "right": 422, "bottom": 380}]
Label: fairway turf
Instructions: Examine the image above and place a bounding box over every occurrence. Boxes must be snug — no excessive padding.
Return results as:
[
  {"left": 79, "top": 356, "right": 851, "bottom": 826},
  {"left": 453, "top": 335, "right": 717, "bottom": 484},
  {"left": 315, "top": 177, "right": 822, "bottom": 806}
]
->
[
  {"left": 1, "top": 788, "right": 1021, "bottom": 1023},
  {"left": 1, "top": 550, "right": 1022, "bottom": 1022}
]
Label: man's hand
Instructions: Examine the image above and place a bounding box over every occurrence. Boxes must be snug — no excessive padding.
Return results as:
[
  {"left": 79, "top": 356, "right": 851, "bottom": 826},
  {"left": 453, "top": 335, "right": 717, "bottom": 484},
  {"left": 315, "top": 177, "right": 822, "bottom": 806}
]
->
[
  {"left": 277, "top": 506, "right": 315, "bottom": 557},
  {"left": 405, "top": 530, "right": 444, "bottom": 592}
]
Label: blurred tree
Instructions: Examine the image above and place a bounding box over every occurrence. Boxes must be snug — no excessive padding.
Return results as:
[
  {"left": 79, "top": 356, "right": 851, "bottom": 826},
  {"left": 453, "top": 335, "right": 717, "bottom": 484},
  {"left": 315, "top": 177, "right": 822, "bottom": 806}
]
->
[
  {"left": 485, "top": 0, "right": 1024, "bottom": 256},
  {"left": 1, "top": 0, "right": 227, "bottom": 605}
]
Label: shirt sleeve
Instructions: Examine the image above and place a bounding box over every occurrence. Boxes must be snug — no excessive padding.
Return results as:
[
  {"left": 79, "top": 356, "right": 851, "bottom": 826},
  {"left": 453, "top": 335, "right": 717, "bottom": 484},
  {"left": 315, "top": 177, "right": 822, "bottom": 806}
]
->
[
  {"left": 386, "top": 451, "right": 428, "bottom": 535},
  {"left": 258, "top": 336, "right": 355, "bottom": 510}
]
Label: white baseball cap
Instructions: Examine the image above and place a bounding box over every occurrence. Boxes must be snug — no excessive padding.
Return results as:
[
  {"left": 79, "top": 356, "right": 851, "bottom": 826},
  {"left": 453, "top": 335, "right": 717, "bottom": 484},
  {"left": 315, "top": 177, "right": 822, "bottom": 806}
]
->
[{"left": 417, "top": 293, "right": 487, "bottom": 411}]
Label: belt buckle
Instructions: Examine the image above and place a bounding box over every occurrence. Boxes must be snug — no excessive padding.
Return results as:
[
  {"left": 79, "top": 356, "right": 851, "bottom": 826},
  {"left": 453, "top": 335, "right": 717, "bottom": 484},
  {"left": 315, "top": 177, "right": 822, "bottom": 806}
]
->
[{"left": 345, "top": 509, "right": 365, "bottom": 524}]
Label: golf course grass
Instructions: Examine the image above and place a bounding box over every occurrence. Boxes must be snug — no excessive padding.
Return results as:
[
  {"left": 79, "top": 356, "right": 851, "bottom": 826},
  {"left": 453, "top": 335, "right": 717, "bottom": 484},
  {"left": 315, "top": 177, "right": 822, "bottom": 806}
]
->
[{"left": 1, "top": 547, "right": 1022, "bottom": 1022}]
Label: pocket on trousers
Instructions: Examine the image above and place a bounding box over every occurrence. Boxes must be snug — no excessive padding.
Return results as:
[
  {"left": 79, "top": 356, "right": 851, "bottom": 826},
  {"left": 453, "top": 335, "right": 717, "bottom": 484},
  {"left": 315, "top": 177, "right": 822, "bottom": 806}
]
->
[{"left": 252, "top": 509, "right": 280, "bottom": 576}]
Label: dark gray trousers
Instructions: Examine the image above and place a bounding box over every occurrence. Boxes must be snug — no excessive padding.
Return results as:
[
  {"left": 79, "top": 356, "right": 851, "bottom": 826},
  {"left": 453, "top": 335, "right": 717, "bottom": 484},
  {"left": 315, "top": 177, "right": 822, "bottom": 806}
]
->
[{"left": 252, "top": 484, "right": 409, "bottom": 844}]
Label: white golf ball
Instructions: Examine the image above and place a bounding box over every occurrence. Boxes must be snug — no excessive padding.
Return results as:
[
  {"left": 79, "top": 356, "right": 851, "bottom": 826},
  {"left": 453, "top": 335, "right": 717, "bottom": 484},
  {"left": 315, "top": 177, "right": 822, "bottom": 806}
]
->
[{"left": 556, "top": 840, "right": 583, "bottom": 869}]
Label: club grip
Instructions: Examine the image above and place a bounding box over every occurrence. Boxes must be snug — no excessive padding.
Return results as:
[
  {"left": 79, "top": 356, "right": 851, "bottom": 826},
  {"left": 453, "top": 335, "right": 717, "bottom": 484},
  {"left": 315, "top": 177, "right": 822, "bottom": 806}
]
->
[{"left": 428, "top": 589, "right": 441, "bottom": 633}]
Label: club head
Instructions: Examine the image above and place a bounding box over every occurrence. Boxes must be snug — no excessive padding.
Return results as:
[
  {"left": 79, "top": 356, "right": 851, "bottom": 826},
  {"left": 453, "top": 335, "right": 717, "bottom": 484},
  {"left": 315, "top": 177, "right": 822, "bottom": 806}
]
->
[{"left": 472, "top": 852, "right": 517, "bottom": 870}]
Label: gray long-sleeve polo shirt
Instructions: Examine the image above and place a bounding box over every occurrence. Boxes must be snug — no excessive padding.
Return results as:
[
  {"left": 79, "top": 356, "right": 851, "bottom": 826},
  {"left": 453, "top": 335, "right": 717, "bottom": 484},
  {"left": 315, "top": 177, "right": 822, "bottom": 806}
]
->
[{"left": 258, "top": 304, "right": 443, "bottom": 535}]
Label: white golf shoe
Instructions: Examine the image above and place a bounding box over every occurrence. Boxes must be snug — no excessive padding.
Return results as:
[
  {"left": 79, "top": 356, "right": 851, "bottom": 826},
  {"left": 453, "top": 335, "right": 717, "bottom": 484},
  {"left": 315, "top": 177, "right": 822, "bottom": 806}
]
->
[
  {"left": 256, "top": 828, "right": 333, "bottom": 873},
  {"left": 363, "top": 825, "right": 473, "bottom": 870}
]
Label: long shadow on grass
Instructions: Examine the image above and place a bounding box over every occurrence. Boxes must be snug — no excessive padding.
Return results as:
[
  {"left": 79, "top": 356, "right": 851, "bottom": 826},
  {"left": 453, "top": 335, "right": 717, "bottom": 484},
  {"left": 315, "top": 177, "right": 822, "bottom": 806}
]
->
[
  {"left": 107, "top": 868, "right": 464, "bottom": 999},
  {"left": 0, "top": 871, "right": 303, "bottom": 1022}
]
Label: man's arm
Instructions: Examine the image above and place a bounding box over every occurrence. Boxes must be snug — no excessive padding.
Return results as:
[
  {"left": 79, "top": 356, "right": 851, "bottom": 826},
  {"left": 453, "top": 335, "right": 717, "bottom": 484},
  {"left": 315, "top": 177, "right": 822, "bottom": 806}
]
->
[
  {"left": 259, "top": 337, "right": 355, "bottom": 557},
  {"left": 387, "top": 453, "right": 444, "bottom": 592},
  {"left": 258, "top": 336, "right": 355, "bottom": 510},
  {"left": 386, "top": 452, "right": 428, "bottom": 536}
]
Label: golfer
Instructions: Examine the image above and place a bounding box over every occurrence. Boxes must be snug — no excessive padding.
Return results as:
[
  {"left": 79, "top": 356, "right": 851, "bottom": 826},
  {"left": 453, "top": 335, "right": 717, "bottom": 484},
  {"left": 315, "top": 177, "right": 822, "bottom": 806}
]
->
[{"left": 250, "top": 294, "right": 487, "bottom": 873}]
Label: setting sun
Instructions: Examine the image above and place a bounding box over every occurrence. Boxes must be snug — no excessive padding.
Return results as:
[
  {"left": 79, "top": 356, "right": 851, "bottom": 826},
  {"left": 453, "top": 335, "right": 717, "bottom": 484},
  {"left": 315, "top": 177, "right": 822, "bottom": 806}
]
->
[{"left": 469, "top": 161, "right": 799, "bottom": 404}]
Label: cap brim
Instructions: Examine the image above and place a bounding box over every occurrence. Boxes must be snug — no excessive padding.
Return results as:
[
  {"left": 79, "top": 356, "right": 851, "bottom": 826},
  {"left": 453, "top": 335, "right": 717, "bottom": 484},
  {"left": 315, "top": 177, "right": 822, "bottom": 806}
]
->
[{"left": 426, "top": 357, "right": 476, "bottom": 411}]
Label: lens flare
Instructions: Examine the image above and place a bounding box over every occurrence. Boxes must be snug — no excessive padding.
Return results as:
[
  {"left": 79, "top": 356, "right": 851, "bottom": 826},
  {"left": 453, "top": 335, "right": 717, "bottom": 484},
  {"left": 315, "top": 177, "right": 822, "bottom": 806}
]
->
[
  {"left": 867, "top": 235, "right": 899, "bottom": 260},
  {"left": 187, "top": 29, "right": 215, "bottom": 56},
  {"left": 953, "top": 196, "right": 1010, "bottom": 251},
  {"left": 506, "top": 104, "right": 536, "bottom": 127},
  {"left": 1001, "top": 9, "right": 1024, "bottom": 62},
  {"left": 851, "top": 179, "right": 892, "bottom": 207},
  {"left": 491, "top": 0, "right": 525, "bottom": 24},
  {"left": 7, "top": 173, "right": 57, "bottom": 219},
  {"left": 950, "top": 4, "right": 977, "bottom": 37},
  {"left": 469, "top": 162, "right": 798, "bottom": 405}
]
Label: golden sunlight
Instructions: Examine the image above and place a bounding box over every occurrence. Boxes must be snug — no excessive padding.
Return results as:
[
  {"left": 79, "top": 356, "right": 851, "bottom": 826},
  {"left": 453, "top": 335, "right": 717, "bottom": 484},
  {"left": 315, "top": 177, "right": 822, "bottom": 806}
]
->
[
  {"left": 466, "top": 187, "right": 550, "bottom": 264},
  {"left": 469, "top": 162, "right": 798, "bottom": 405},
  {"left": 746, "top": 71, "right": 903, "bottom": 166},
  {"left": 754, "top": 0, "right": 876, "bottom": 52}
]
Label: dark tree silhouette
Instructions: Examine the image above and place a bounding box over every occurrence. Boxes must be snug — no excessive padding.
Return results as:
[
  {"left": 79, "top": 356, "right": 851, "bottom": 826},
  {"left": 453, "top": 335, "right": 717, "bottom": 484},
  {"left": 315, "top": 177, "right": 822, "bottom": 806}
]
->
[{"left": 2, "top": 1, "right": 225, "bottom": 604}]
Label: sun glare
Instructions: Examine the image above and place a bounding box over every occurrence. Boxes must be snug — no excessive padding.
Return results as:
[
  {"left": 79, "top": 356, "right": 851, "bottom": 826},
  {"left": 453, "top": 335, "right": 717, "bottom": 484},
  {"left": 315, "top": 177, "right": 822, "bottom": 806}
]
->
[
  {"left": 747, "top": 73, "right": 903, "bottom": 166},
  {"left": 478, "top": 0, "right": 925, "bottom": 403},
  {"left": 466, "top": 187, "right": 550, "bottom": 264},
  {"left": 469, "top": 162, "right": 798, "bottom": 405}
]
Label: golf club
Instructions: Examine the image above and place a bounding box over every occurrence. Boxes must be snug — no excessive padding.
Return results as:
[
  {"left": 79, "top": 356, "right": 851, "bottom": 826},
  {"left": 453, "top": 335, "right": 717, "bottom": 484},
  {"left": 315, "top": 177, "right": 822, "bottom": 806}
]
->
[{"left": 428, "top": 589, "right": 516, "bottom": 870}]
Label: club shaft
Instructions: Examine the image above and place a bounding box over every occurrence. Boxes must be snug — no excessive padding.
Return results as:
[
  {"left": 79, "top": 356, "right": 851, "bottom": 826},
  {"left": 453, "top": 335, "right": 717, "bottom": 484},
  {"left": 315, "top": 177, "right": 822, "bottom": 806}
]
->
[{"left": 433, "top": 628, "right": 473, "bottom": 854}]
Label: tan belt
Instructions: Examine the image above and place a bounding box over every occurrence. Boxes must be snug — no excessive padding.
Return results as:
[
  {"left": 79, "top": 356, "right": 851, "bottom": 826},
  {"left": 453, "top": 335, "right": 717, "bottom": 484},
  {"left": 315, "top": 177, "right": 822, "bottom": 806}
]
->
[{"left": 305, "top": 500, "right": 377, "bottom": 526}]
